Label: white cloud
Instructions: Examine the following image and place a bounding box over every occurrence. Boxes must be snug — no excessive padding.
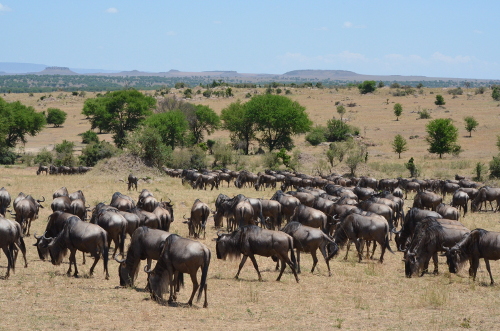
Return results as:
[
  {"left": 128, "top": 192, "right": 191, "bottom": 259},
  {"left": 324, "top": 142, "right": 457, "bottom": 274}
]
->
[
  {"left": 432, "top": 52, "right": 472, "bottom": 64},
  {"left": 105, "top": 7, "right": 118, "bottom": 14},
  {"left": 0, "top": 3, "right": 12, "bottom": 11},
  {"left": 343, "top": 21, "right": 353, "bottom": 28}
]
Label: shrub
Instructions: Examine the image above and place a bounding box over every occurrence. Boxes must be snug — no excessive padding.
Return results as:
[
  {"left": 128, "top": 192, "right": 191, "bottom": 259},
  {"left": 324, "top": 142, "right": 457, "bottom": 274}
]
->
[
  {"left": 473, "top": 162, "right": 486, "bottom": 181},
  {"left": 34, "top": 148, "right": 54, "bottom": 165},
  {"left": 81, "top": 130, "right": 99, "bottom": 144},
  {"left": 325, "top": 119, "right": 353, "bottom": 142},
  {"left": 390, "top": 83, "right": 401, "bottom": 89},
  {"left": 305, "top": 126, "right": 327, "bottom": 146},
  {"left": 127, "top": 126, "right": 172, "bottom": 168},
  {"left": 20, "top": 153, "right": 35, "bottom": 166},
  {"left": 358, "top": 81, "right": 376, "bottom": 94},
  {"left": 212, "top": 142, "right": 233, "bottom": 168},
  {"left": 489, "top": 155, "right": 500, "bottom": 178},
  {"left": 79, "top": 141, "right": 119, "bottom": 167},
  {"left": 418, "top": 108, "right": 431, "bottom": 119},
  {"left": 448, "top": 87, "right": 463, "bottom": 95},
  {"left": 492, "top": 86, "right": 500, "bottom": 101},
  {"left": 435, "top": 94, "right": 446, "bottom": 105},
  {"left": 262, "top": 152, "right": 281, "bottom": 170},
  {"left": 475, "top": 86, "right": 486, "bottom": 95},
  {"left": 0, "top": 147, "right": 16, "bottom": 165},
  {"left": 46, "top": 108, "right": 67, "bottom": 127}
]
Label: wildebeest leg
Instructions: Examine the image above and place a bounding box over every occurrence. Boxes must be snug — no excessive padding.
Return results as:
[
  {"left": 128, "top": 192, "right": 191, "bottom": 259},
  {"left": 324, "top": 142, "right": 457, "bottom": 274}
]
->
[
  {"left": 26, "top": 218, "right": 33, "bottom": 237},
  {"left": 16, "top": 238, "right": 28, "bottom": 268},
  {"left": 370, "top": 242, "right": 377, "bottom": 260},
  {"left": 68, "top": 250, "right": 77, "bottom": 277},
  {"left": 235, "top": 255, "right": 249, "bottom": 280},
  {"left": 471, "top": 257, "right": 480, "bottom": 281},
  {"left": 248, "top": 255, "right": 263, "bottom": 281},
  {"left": 82, "top": 252, "right": 86, "bottom": 265},
  {"left": 310, "top": 249, "right": 319, "bottom": 274},
  {"left": 89, "top": 253, "right": 100, "bottom": 277},
  {"left": 297, "top": 250, "right": 301, "bottom": 274},
  {"left": 2, "top": 247, "right": 13, "bottom": 279},
  {"left": 187, "top": 272, "right": 199, "bottom": 306},
  {"left": 318, "top": 242, "right": 332, "bottom": 277},
  {"left": 484, "top": 259, "right": 495, "bottom": 285},
  {"left": 379, "top": 240, "right": 386, "bottom": 263},
  {"left": 344, "top": 241, "right": 352, "bottom": 260},
  {"left": 432, "top": 252, "right": 439, "bottom": 275},
  {"left": 355, "top": 239, "right": 363, "bottom": 262}
]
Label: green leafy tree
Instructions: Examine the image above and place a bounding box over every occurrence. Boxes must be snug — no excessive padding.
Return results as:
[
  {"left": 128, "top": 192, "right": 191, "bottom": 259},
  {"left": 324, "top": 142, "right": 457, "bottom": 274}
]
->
[
  {"left": 0, "top": 97, "right": 46, "bottom": 148},
  {"left": 393, "top": 103, "right": 403, "bottom": 121},
  {"left": 425, "top": 118, "right": 460, "bottom": 158},
  {"left": 220, "top": 100, "right": 257, "bottom": 155},
  {"left": 305, "top": 126, "right": 327, "bottom": 146},
  {"left": 144, "top": 110, "right": 188, "bottom": 149},
  {"left": 127, "top": 126, "right": 172, "bottom": 168},
  {"left": 82, "top": 89, "right": 156, "bottom": 148},
  {"left": 46, "top": 108, "right": 67, "bottom": 127},
  {"left": 325, "top": 118, "right": 353, "bottom": 142},
  {"left": 336, "top": 105, "right": 346, "bottom": 121},
  {"left": 358, "top": 80, "right": 377, "bottom": 94},
  {"left": 245, "top": 94, "right": 312, "bottom": 151},
  {"left": 79, "top": 141, "right": 118, "bottom": 167},
  {"left": 405, "top": 157, "right": 418, "bottom": 177},
  {"left": 392, "top": 134, "right": 408, "bottom": 158},
  {"left": 435, "top": 94, "right": 446, "bottom": 106},
  {"left": 464, "top": 116, "right": 479, "bottom": 137},
  {"left": 189, "top": 105, "right": 220, "bottom": 144},
  {"left": 54, "top": 140, "right": 77, "bottom": 166},
  {"left": 492, "top": 86, "right": 500, "bottom": 101},
  {"left": 81, "top": 130, "right": 99, "bottom": 144}
]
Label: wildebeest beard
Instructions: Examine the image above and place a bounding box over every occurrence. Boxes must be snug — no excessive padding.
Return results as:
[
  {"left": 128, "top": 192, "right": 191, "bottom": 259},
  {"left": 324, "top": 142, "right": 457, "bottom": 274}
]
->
[
  {"left": 216, "top": 232, "right": 242, "bottom": 261},
  {"left": 48, "top": 231, "right": 68, "bottom": 266}
]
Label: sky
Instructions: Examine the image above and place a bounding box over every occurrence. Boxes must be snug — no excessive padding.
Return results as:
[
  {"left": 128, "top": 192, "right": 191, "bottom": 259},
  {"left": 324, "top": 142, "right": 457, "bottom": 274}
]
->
[{"left": 1, "top": 1, "right": 499, "bottom": 79}]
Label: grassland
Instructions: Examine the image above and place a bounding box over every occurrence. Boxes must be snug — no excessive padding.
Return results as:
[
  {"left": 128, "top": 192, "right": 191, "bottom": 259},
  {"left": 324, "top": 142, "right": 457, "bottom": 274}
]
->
[{"left": 1, "top": 86, "right": 500, "bottom": 330}]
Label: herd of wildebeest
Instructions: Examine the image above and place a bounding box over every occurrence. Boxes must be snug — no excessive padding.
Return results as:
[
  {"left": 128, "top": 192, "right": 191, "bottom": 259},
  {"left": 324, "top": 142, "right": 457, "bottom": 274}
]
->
[{"left": 1, "top": 166, "right": 500, "bottom": 308}]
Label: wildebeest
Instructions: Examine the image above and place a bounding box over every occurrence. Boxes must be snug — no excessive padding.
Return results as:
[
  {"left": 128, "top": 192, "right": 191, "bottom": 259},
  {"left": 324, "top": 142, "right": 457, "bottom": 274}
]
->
[
  {"left": 0, "top": 216, "right": 28, "bottom": 278},
  {"left": 358, "top": 200, "right": 395, "bottom": 231},
  {"left": 90, "top": 203, "right": 127, "bottom": 258},
  {"left": 52, "top": 187, "right": 69, "bottom": 199},
  {"left": 394, "top": 208, "right": 442, "bottom": 251},
  {"left": 12, "top": 194, "right": 45, "bottom": 236},
  {"left": 436, "top": 203, "right": 460, "bottom": 221},
  {"left": 68, "top": 190, "right": 86, "bottom": 204},
  {"left": 451, "top": 190, "right": 469, "bottom": 217},
  {"left": 290, "top": 204, "right": 331, "bottom": 234},
  {"left": 254, "top": 174, "right": 277, "bottom": 191},
  {"left": 145, "top": 234, "right": 211, "bottom": 307},
  {"left": 404, "top": 217, "right": 469, "bottom": 277},
  {"left": 413, "top": 190, "right": 442, "bottom": 211},
  {"left": 0, "top": 187, "right": 11, "bottom": 217},
  {"left": 286, "top": 191, "right": 316, "bottom": 207},
  {"left": 110, "top": 192, "right": 136, "bottom": 211},
  {"left": 51, "top": 196, "right": 72, "bottom": 213},
  {"left": 471, "top": 186, "right": 500, "bottom": 212},
  {"left": 42, "top": 216, "right": 110, "bottom": 279},
  {"left": 183, "top": 199, "right": 210, "bottom": 239},
  {"left": 34, "top": 211, "right": 75, "bottom": 261},
  {"left": 444, "top": 228, "right": 500, "bottom": 285},
  {"left": 193, "top": 174, "right": 219, "bottom": 190},
  {"left": 271, "top": 190, "right": 301, "bottom": 222},
  {"left": 334, "top": 212, "right": 394, "bottom": 263},
  {"left": 70, "top": 199, "right": 89, "bottom": 221},
  {"left": 115, "top": 226, "right": 171, "bottom": 287},
  {"left": 128, "top": 174, "right": 139, "bottom": 191},
  {"left": 260, "top": 199, "right": 282, "bottom": 230},
  {"left": 440, "top": 180, "right": 460, "bottom": 198},
  {"left": 215, "top": 225, "right": 299, "bottom": 282},
  {"left": 281, "top": 222, "right": 338, "bottom": 276},
  {"left": 36, "top": 164, "right": 49, "bottom": 175}
]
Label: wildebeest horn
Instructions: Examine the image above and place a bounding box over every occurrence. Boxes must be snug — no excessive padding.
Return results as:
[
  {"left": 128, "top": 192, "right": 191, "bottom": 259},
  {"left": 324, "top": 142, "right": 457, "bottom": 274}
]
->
[
  {"left": 442, "top": 245, "right": 450, "bottom": 252},
  {"left": 183, "top": 214, "right": 188, "bottom": 220},
  {"left": 34, "top": 232, "right": 41, "bottom": 240},
  {"left": 114, "top": 255, "right": 126, "bottom": 263},
  {"left": 144, "top": 265, "right": 153, "bottom": 274},
  {"left": 37, "top": 196, "right": 46, "bottom": 203},
  {"left": 391, "top": 228, "right": 400, "bottom": 234},
  {"left": 216, "top": 229, "right": 226, "bottom": 237},
  {"left": 9, "top": 210, "right": 16, "bottom": 216}
]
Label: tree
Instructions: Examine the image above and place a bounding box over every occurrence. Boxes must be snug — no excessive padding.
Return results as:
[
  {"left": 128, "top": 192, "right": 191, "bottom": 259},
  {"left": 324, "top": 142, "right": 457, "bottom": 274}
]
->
[
  {"left": 220, "top": 100, "right": 257, "bottom": 155},
  {"left": 325, "top": 118, "right": 354, "bottom": 142},
  {"left": 81, "top": 130, "right": 99, "bottom": 144},
  {"left": 79, "top": 141, "right": 117, "bottom": 167},
  {"left": 245, "top": 94, "right": 312, "bottom": 151},
  {"left": 425, "top": 118, "right": 460, "bottom": 158},
  {"left": 46, "top": 108, "right": 67, "bottom": 127},
  {"left": 190, "top": 105, "right": 220, "bottom": 144},
  {"left": 393, "top": 103, "right": 403, "bottom": 121},
  {"left": 464, "top": 116, "right": 479, "bottom": 137},
  {"left": 127, "top": 126, "right": 172, "bottom": 168},
  {"left": 435, "top": 94, "right": 446, "bottom": 106},
  {"left": 144, "top": 110, "right": 188, "bottom": 149},
  {"left": 305, "top": 126, "right": 327, "bottom": 146},
  {"left": 82, "top": 89, "right": 156, "bottom": 148},
  {"left": 392, "top": 134, "right": 408, "bottom": 158},
  {"left": 358, "top": 80, "right": 377, "bottom": 94},
  {"left": 336, "top": 105, "right": 346, "bottom": 121},
  {"left": 405, "top": 157, "right": 418, "bottom": 177}
]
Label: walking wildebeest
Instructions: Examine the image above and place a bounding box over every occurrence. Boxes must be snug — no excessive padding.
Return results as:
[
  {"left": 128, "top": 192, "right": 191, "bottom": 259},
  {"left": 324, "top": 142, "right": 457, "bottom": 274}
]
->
[
  {"left": 0, "top": 187, "right": 11, "bottom": 217},
  {"left": 0, "top": 216, "right": 28, "bottom": 279},
  {"left": 183, "top": 199, "right": 210, "bottom": 239},
  {"left": 215, "top": 225, "right": 299, "bottom": 282}
]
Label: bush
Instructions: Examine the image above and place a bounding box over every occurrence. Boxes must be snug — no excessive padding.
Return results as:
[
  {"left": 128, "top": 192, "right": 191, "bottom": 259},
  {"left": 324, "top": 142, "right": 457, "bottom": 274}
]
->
[
  {"left": 492, "top": 86, "right": 500, "bottom": 101},
  {"left": 474, "top": 162, "right": 486, "bottom": 181},
  {"left": 212, "top": 142, "right": 233, "bottom": 168},
  {"left": 0, "top": 147, "right": 16, "bottom": 165},
  {"left": 489, "top": 155, "right": 500, "bottom": 178},
  {"left": 475, "top": 86, "right": 486, "bottom": 95},
  {"left": 325, "top": 119, "right": 355, "bottom": 142},
  {"left": 127, "top": 126, "right": 172, "bottom": 168},
  {"left": 79, "top": 141, "right": 119, "bottom": 167},
  {"left": 53, "top": 140, "right": 77, "bottom": 166},
  {"left": 46, "top": 108, "right": 67, "bottom": 127},
  {"left": 418, "top": 108, "right": 432, "bottom": 119},
  {"left": 435, "top": 94, "right": 446, "bottom": 105},
  {"left": 34, "top": 148, "right": 54, "bottom": 165},
  {"left": 20, "top": 153, "right": 35, "bottom": 166},
  {"left": 390, "top": 83, "right": 401, "bottom": 89},
  {"left": 305, "top": 126, "right": 327, "bottom": 146},
  {"left": 358, "top": 81, "right": 377, "bottom": 94},
  {"left": 448, "top": 87, "right": 463, "bottom": 95},
  {"left": 81, "top": 130, "right": 99, "bottom": 144},
  {"left": 262, "top": 152, "right": 281, "bottom": 170}
]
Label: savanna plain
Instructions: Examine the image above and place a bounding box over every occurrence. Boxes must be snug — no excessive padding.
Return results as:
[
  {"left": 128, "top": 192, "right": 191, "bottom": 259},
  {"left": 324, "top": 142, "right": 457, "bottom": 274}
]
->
[{"left": 1, "top": 86, "right": 500, "bottom": 330}]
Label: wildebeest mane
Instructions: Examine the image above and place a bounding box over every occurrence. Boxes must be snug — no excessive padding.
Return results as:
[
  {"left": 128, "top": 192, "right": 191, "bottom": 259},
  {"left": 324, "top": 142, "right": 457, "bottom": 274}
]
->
[
  {"left": 451, "top": 228, "right": 487, "bottom": 268},
  {"left": 409, "top": 217, "right": 444, "bottom": 252},
  {"left": 281, "top": 221, "right": 303, "bottom": 234},
  {"left": 48, "top": 229, "right": 68, "bottom": 266}
]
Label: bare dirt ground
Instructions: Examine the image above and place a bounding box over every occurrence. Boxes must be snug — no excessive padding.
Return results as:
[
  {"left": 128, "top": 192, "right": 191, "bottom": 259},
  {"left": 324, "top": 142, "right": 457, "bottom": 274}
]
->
[{"left": 1, "top": 87, "right": 500, "bottom": 330}]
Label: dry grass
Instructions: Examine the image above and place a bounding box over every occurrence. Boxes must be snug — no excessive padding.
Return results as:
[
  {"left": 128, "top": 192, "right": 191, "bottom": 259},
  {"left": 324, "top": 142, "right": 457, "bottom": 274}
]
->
[{"left": 1, "top": 87, "right": 500, "bottom": 330}]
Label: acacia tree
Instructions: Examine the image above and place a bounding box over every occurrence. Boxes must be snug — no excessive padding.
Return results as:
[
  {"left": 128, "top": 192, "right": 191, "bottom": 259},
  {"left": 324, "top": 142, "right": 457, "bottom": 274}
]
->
[
  {"left": 464, "top": 116, "right": 478, "bottom": 137},
  {"left": 82, "top": 89, "right": 156, "bottom": 148},
  {"left": 220, "top": 100, "right": 257, "bottom": 155},
  {"left": 190, "top": 105, "right": 220, "bottom": 144},
  {"left": 144, "top": 110, "right": 188, "bottom": 149},
  {"left": 425, "top": 118, "right": 460, "bottom": 158},
  {"left": 393, "top": 103, "right": 403, "bottom": 121},
  {"left": 336, "top": 105, "right": 346, "bottom": 121},
  {"left": 392, "top": 134, "right": 408, "bottom": 158},
  {"left": 46, "top": 108, "right": 67, "bottom": 127},
  {"left": 245, "top": 94, "right": 312, "bottom": 151}
]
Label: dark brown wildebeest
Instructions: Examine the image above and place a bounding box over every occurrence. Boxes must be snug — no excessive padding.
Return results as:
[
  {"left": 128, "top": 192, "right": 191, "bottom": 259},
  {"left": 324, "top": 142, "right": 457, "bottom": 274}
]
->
[
  {"left": 358, "top": 176, "right": 378, "bottom": 190},
  {"left": 128, "top": 174, "right": 139, "bottom": 191},
  {"left": 378, "top": 178, "right": 399, "bottom": 191},
  {"left": 183, "top": 199, "right": 210, "bottom": 239},
  {"left": 110, "top": 192, "right": 136, "bottom": 211},
  {"left": 358, "top": 200, "right": 395, "bottom": 231},
  {"left": 52, "top": 187, "right": 69, "bottom": 199},
  {"left": 42, "top": 216, "right": 110, "bottom": 279},
  {"left": 193, "top": 174, "right": 219, "bottom": 191},
  {"left": 254, "top": 174, "right": 277, "bottom": 191},
  {"left": 404, "top": 217, "right": 469, "bottom": 278},
  {"left": 0, "top": 216, "right": 28, "bottom": 278},
  {"left": 286, "top": 191, "right": 316, "bottom": 207},
  {"left": 215, "top": 225, "right": 299, "bottom": 282},
  {"left": 70, "top": 199, "right": 89, "bottom": 221},
  {"left": 471, "top": 186, "right": 500, "bottom": 212},
  {"left": 217, "top": 172, "right": 233, "bottom": 187},
  {"left": 451, "top": 190, "right": 469, "bottom": 217},
  {"left": 413, "top": 190, "right": 442, "bottom": 211},
  {"left": 90, "top": 203, "right": 127, "bottom": 258},
  {"left": 260, "top": 199, "right": 282, "bottom": 230},
  {"left": 68, "top": 190, "right": 86, "bottom": 204},
  {"left": 51, "top": 196, "right": 72, "bottom": 213},
  {"left": 145, "top": 234, "right": 211, "bottom": 307},
  {"left": 444, "top": 228, "right": 500, "bottom": 285},
  {"left": 138, "top": 195, "right": 159, "bottom": 213},
  {"left": 334, "top": 212, "right": 394, "bottom": 263},
  {"left": 34, "top": 211, "right": 75, "bottom": 261},
  {"left": 281, "top": 222, "right": 338, "bottom": 276},
  {"left": 235, "top": 170, "right": 258, "bottom": 189},
  {"left": 394, "top": 208, "right": 442, "bottom": 251},
  {"left": 115, "top": 226, "right": 171, "bottom": 287},
  {"left": 0, "top": 187, "right": 11, "bottom": 217},
  {"left": 36, "top": 164, "right": 49, "bottom": 175},
  {"left": 290, "top": 204, "right": 330, "bottom": 233},
  {"left": 12, "top": 194, "right": 45, "bottom": 236},
  {"left": 353, "top": 186, "right": 375, "bottom": 201},
  {"left": 270, "top": 190, "right": 301, "bottom": 223},
  {"left": 436, "top": 203, "right": 460, "bottom": 221},
  {"left": 440, "top": 180, "right": 460, "bottom": 199},
  {"left": 398, "top": 178, "right": 420, "bottom": 199}
]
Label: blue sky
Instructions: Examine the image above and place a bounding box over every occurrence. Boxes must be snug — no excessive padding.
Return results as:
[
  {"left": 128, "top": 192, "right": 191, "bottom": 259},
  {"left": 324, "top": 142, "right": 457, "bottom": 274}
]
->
[{"left": 1, "top": 1, "right": 498, "bottom": 79}]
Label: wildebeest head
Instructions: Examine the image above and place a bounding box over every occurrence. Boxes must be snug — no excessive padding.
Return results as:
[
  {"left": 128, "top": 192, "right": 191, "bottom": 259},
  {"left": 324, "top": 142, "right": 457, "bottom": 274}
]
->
[
  {"left": 404, "top": 252, "right": 418, "bottom": 278},
  {"left": 214, "top": 231, "right": 240, "bottom": 261},
  {"left": 33, "top": 232, "right": 51, "bottom": 260},
  {"left": 442, "top": 246, "right": 462, "bottom": 274}
]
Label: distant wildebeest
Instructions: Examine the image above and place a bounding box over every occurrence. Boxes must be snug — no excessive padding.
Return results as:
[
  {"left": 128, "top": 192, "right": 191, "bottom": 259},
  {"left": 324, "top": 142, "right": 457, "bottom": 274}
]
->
[
  {"left": 128, "top": 174, "right": 139, "bottom": 191},
  {"left": 115, "top": 226, "right": 171, "bottom": 287},
  {"left": 145, "top": 234, "right": 211, "bottom": 307},
  {"left": 444, "top": 228, "right": 500, "bottom": 285},
  {"left": 215, "top": 225, "right": 299, "bottom": 282},
  {"left": 471, "top": 186, "right": 500, "bottom": 212},
  {"left": 281, "top": 222, "right": 338, "bottom": 276},
  {"left": 41, "top": 216, "right": 110, "bottom": 279},
  {"left": 0, "top": 216, "right": 28, "bottom": 279},
  {"left": 36, "top": 164, "right": 49, "bottom": 175}
]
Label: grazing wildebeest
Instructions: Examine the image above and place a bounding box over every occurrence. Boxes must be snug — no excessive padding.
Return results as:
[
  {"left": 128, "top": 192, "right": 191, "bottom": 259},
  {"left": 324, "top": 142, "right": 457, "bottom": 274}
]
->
[
  {"left": 271, "top": 190, "right": 301, "bottom": 223},
  {"left": 183, "top": 199, "right": 210, "bottom": 239},
  {"left": 436, "top": 203, "right": 460, "bottom": 221},
  {"left": 193, "top": 174, "right": 219, "bottom": 191},
  {"left": 115, "top": 226, "right": 171, "bottom": 287},
  {"left": 451, "top": 190, "right": 469, "bottom": 217},
  {"left": 110, "top": 192, "right": 136, "bottom": 211},
  {"left": 0, "top": 216, "right": 28, "bottom": 278},
  {"left": 440, "top": 180, "right": 461, "bottom": 199},
  {"left": 444, "top": 229, "right": 500, "bottom": 285},
  {"left": 36, "top": 164, "right": 49, "bottom": 175},
  {"left": 254, "top": 174, "right": 277, "bottom": 191},
  {"left": 0, "top": 187, "right": 11, "bottom": 217},
  {"left": 128, "top": 174, "right": 139, "bottom": 191},
  {"left": 334, "top": 212, "right": 394, "bottom": 263},
  {"left": 281, "top": 222, "right": 338, "bottom": 276},
  {"left": 33, "top": 211, "right": 75, "bottom": 261},
  {"left": 12, "top": 194, "right": 45, "bottom": 236},
  {"left": 471, "top": 186, "right": 500, "bottom": 212},
  {"left": 215, "top": 225, "right": 299, "bottom": 282},
  {"left": 358, "top": 200, "right": 395, "bottom": 231},
  {"left": 394, "top": 208, "right": 442, "bottom": 251},
  {"left": 398, "top": 178, "right": 420, "bottom": 199},
  {"left": 413, "top": 191, "right": 442, "bottom": 211},
  {"left": 90, "top": 203, "right": 127, "bottom": 258},
  {"left": 42, "top": 216, "right": 110, "bottom": 279},
  {"left": 404, "top": 217, "right": 469, "bottom": 278},
  {"left": 145, "top": 234, "right": 210, "bottom": 307}
]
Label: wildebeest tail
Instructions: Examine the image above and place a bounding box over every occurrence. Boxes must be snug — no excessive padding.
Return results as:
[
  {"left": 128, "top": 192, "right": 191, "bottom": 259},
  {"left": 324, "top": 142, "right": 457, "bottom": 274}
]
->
[
  {"left": 385, "top": 233, "right": 394, "bottom": 254},
  {"left": 197, "top": 248, "right": 211, "bottom": 302},
  {"left": 8, "top": 242, "right": 16, "bottom": 273},
  {"left": 102, "top": 232, "right": 109, "bottom": 277},
  {"left": 288, "top": 236, "right": 297, "bottom": 270},
  {"left": 119, "top": 223, "right": 126, "bottom": 256}
]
